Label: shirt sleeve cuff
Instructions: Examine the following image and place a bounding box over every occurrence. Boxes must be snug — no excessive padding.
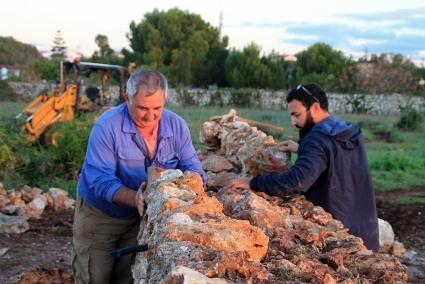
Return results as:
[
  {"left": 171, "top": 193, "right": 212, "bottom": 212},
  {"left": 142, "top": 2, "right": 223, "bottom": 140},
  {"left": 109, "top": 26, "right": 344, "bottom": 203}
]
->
[
  {"left": 105, "top": 183, "right": 125, "bottom": 204},
  {"left": 249, "top": 176, "right": 261, "bottom": 192}
]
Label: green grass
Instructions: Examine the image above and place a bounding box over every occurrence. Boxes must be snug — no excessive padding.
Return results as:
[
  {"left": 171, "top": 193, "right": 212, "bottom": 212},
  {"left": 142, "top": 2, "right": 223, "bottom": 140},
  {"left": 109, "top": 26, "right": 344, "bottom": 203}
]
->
[
  {"left": 1, "top": 101, "right": 425, "bottom": 193},
  {"left": 0, "top": 101, "right": 25, "bottom": 120},
  {"left": 396, "top": 195, "right": 425, "bottom": 205}
]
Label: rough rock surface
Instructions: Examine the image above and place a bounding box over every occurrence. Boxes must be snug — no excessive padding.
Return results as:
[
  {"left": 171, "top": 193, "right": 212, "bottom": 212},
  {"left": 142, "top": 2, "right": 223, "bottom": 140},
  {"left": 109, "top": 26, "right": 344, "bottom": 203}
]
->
[
  {"left": 132, "top": 112, "right": 408, "bottom": 283},
  {"left": 0, "top": 213, "right": 29, "bottom": 234},
  {"left": 132, "top": 168, "right": 407, "bottom": 283},
  {"left": 133, "top": 168, "right": 269, "bottom": 283},
  {"left": 199, "top": 110, "right": 291, "bottom": 176}
]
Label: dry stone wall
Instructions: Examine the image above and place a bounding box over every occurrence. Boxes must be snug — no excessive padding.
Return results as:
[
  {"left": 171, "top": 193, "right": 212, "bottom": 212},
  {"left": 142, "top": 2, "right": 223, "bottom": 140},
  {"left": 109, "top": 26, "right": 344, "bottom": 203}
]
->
[
  {"left": 8, "top": 82, "right": 425, "bottom": 115},
  {"left": 132, "top": 111, "right": 408, "bottom": 283}
]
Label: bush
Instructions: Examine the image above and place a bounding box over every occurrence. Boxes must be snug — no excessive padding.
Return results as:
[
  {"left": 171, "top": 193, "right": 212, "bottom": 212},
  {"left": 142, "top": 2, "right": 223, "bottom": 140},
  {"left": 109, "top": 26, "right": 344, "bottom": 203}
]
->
[
  {"left": 347, "top": 94, "right": 372, "bottom": 114},
  {"left": 32, "top": 59, "right": 59, "bottom": 81},
  {"left": 396, "top": 105, "right": 423, "bottom": 131},
  {"left": 46, "top": 113, "right": 95, "bottom": 179},
  {"left": 0, "top": 143, "right": 12, "bottom": 167},
  {"left": 0, "top": 80, "right": 17, "bottom": 101},
  {"left": 229, "top": 88, "right": 259, "bottom": 107},
  {"left": 0, "top": 127, "right": 16, "bottom": 171},
  {"left": 0, "top": 112, "right": 94, "bottom": 192}
]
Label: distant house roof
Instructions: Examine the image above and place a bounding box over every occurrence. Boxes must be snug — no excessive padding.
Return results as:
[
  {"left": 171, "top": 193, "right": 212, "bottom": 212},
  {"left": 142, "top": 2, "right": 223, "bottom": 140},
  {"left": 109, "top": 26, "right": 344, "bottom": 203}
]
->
[
  {"left": 284, "top": 54, "right": 297, "bottom": 62},
  {"left": 0, "top": 65, "right": 20, "bottom": 70}
]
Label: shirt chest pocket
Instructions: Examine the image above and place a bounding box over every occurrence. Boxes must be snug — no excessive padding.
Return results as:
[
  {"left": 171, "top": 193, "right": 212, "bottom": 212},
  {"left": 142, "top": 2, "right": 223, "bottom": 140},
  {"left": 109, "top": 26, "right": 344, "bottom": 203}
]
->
[
  {"left": 155, "top": 152, "right": 179, "bottom": 169},
  {"left": 117, "top": 150, "right": 146, "bottom": 170}
]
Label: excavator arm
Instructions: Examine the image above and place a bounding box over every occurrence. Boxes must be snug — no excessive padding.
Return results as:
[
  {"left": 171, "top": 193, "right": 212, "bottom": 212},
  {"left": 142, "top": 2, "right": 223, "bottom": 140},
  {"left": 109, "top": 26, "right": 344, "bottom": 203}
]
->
[
  {"left": 17, "top": 60, "right": 128, "bottom": 142},
  {"left": 17, "top": 83, "right": 77, "bottom": 140}
]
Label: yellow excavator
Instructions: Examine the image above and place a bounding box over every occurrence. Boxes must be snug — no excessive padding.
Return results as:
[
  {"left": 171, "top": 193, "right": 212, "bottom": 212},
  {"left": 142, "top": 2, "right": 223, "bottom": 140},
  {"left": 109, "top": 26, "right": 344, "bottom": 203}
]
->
[{"left": 16, "top": 61, "right": 128, "bottom": 141}]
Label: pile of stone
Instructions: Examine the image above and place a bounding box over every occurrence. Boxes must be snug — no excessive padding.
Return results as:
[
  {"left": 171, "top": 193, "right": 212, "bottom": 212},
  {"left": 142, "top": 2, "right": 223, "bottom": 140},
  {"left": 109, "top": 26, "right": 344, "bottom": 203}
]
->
[
  {"left": 133, "top": 168, "right": 407, "bottom": 283},
  {"left": 133, "top": 168, "right": 269, "bottom": 283},
  {"left": 0, "top": 183, "right": 75, "bottom": 234},
  {"left": 199, "top": 109, "right": 291, "bottom": 190},
  {"left": 132, "top": 111, "right": 408, "bottom": 283}
]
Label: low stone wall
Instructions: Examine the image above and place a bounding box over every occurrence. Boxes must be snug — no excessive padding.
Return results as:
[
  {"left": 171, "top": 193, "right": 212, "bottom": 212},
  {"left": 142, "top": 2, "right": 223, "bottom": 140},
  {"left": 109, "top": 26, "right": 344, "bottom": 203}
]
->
[
  {"left": 8, "top": 82, "right": 54, "bottom": 102},
  {"left": 7, "top": 82, "right": 425, "bottom": 115},
  {"left": 131, "top": 112, "right": 408, "bottom": 282},
  {"left": 168, "top": 88, "right": 425, "bottom": 116}
]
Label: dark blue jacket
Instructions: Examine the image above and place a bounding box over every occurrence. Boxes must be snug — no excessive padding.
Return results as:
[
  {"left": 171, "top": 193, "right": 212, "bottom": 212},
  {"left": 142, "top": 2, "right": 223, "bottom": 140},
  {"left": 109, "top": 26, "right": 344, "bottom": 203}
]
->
[{"left": 250, "top": 115, "right": 379, "bottom": 250}]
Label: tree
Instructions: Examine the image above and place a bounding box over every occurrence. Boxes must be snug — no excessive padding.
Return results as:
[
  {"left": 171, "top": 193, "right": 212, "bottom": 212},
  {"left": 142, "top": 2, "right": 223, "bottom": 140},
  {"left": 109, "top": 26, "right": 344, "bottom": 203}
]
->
[
  {"left": 51, "top": 30, "right": 67, "bottom": 62},
  {"left": 32, "top": 59, "right": 59, "bottom": 81},
  {"left": 355, "top": 53, "right": 420, "bottom": 94},
  {"left": 90, "top": 34, "right": 122, "bottom": 66},
  {"left": 123, "top": 8, "right": 228, "bottom": 87},
  {"left": 295, "top": 42, "right": 355, "bottom": 92},
  {"left": 94, "top": 34, "right": 114, "bottom": 58},
  {"left": 225, "top": 43, "right": 272, "bottom": 88},
  {"left": 0, "top": 36, "right": 42, "bottom": 66},
  {"left": 261, "top": 51, "right": 292, "bottom": 90}
]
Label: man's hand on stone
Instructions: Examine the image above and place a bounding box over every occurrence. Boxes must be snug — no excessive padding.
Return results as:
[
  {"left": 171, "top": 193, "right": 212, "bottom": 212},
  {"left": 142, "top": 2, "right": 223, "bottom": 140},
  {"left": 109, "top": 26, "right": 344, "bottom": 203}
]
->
[
  {"left": 278, "top": 139, "right": 299, "bottom": 153},
  {"left": 136, "top": 182, "right": 147, "bottom": 217}
]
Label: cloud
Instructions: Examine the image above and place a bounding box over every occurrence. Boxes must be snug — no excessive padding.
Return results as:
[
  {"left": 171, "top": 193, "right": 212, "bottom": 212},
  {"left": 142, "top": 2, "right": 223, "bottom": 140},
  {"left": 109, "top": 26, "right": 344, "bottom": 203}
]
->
[
  {"left": 237, "top": 7, "right": 425, "bottom": 61},
  {"left": 343, "top": 7, "right": 425, "bottom": 23}
]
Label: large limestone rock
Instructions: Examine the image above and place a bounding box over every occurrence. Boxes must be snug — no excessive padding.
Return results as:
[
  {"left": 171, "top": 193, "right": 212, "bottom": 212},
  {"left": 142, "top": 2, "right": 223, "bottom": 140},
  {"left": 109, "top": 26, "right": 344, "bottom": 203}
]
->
[
  {"left": 0, "top": 212, "right": 29, "bottom": 233},
  {"left": 133, "top": 168, "right": 269, "bottom": 283},
  {"left": 201, "top": 154, "right": 234, "bottom": 173},
  {"left": 25, "top": 195, "right": 47, "bottom": 219},
  {"left": 199, "top": 110, "right": 291, "bottom": 176},
  {"left": 206, "top": 172, "right": 242, "bottom": 192}
]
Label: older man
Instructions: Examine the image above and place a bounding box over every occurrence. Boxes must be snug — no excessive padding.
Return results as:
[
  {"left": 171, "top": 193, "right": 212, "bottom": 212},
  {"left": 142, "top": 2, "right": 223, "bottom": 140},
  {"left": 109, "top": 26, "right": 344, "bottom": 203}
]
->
[{"left": 72, "top": 69, "right": 206, "bottom": 283}]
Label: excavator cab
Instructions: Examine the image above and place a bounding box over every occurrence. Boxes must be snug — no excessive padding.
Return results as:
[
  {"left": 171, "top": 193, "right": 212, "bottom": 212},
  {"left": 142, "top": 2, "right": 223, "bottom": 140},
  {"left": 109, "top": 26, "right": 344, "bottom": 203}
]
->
[{"left": 16, "top": 61, "right": 127, "bottom": 141}]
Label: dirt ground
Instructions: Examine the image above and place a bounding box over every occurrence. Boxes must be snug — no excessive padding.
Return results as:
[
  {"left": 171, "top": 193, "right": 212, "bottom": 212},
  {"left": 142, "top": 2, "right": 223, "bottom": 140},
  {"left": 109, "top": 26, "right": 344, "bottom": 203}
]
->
[
  {"left": 0, "top": 188, "right": 424, "bottom": 283},
  {"left": 376, "top": 187, "right": 425, "bottom": 256},
  {"left": 0, "top": 210, "right": 73, "bottom": 283}
]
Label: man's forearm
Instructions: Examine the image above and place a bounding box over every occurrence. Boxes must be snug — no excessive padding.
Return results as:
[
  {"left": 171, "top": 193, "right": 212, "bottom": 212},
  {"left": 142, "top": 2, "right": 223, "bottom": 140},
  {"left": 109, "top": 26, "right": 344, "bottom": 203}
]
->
[{"left": 112, "top": 187, "right": 137, "bottom": 208}]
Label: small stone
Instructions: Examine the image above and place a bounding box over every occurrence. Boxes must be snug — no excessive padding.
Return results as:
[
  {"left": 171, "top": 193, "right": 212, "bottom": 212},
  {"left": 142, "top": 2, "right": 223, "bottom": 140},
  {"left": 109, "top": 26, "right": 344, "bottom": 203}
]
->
[
  {"left": 0, "top": 204, "right": 26, "bottom": 216},
  {"left": 391, "top": 241, "right": 406, "bottom": 257},
  {"left": 25, "top": 195, "right": 47, "bottom": 219},
  {"left": 20, "top": 185, "right": 43, "bottom": 202},
  {"left": 378, "top": 218, "right": 395, "bottom": 249},
  {"left": 0, "top": 213, "right": 29, "bottom": 234},
  {"left": 0, "top": 247, "right": 9, "bottom": 257},
  {"left": 47, "top": 188, "right": 69, "bottom": 211}
]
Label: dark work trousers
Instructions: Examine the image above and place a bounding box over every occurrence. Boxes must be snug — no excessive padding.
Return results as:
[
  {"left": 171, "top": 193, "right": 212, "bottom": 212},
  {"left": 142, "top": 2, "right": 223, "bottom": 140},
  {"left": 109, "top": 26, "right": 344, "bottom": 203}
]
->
[{"left": 72, "top": 196, "right": 140, "bottom": 284}]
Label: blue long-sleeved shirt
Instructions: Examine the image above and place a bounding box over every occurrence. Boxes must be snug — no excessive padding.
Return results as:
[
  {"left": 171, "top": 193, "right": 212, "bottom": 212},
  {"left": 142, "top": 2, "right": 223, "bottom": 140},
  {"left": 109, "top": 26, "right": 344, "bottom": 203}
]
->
[{"left": 77, "top": 103, "right": 206, "bottom": 219}]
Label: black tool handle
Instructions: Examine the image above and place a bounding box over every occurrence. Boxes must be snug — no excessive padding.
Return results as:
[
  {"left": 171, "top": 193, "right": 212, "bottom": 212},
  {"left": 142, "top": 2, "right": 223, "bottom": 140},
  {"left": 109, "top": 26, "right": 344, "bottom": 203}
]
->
[{"left": 111, "top": 244, "right": 149, "bottom": 259}]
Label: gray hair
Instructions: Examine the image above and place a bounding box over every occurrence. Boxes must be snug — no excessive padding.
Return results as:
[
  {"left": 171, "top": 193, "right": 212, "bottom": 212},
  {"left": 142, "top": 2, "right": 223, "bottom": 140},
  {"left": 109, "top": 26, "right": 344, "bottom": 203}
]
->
[{"left": 126, "top": 68, "right": 168, "bottom": 101}]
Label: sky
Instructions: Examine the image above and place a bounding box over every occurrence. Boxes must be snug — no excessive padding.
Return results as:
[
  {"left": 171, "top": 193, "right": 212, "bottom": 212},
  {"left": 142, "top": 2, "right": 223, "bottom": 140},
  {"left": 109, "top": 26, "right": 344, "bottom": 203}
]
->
[{"left": 1, "top": 0, "right": 425, "bottom": 65}]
